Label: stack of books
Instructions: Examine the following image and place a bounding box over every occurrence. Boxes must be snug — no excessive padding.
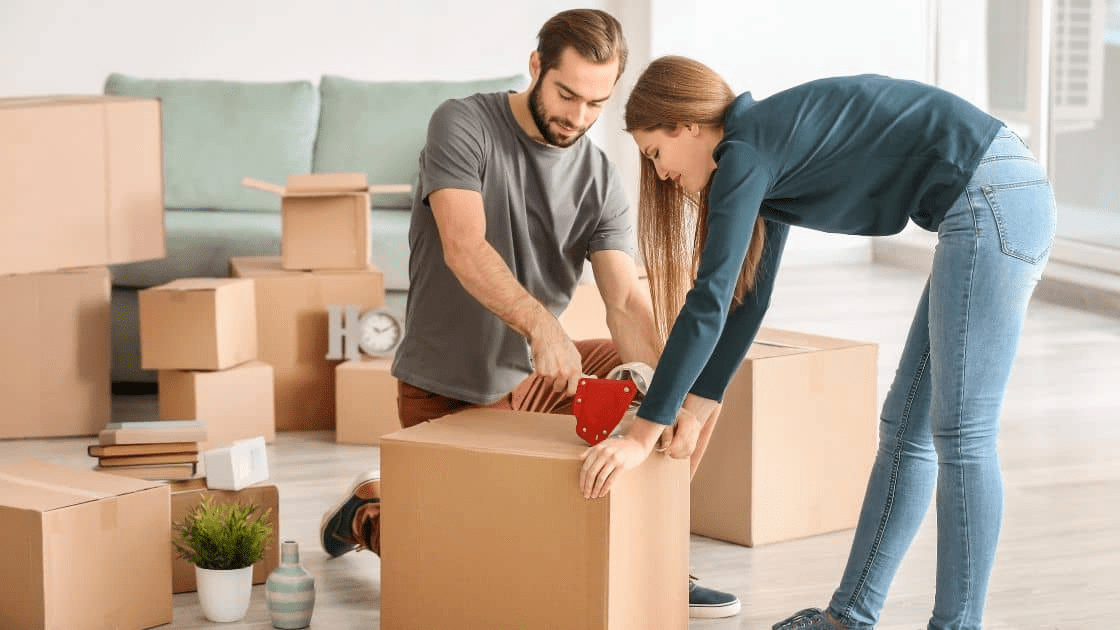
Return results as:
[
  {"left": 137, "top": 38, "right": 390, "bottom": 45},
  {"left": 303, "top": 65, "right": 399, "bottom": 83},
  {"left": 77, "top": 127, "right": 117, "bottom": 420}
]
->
[{"left": 91, "top": 420, "right": 208, "bottom": 480}]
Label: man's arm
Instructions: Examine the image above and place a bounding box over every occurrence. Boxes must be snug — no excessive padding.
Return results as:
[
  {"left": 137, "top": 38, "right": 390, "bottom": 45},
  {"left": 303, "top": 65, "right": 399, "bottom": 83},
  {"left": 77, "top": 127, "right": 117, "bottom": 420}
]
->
[
  {"left": 588, "top": 249, "right": 660, "bottom": 367},
  {"left": 429, "top": 187, "right": 583, "bottom": 394}
]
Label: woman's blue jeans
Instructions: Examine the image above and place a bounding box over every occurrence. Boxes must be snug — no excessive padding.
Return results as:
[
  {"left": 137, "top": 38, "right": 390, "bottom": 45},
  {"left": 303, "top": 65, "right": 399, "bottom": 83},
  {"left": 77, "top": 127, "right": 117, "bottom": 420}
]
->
[{"left": 827, "top": 129, "right": 1056, "bottom": 630}]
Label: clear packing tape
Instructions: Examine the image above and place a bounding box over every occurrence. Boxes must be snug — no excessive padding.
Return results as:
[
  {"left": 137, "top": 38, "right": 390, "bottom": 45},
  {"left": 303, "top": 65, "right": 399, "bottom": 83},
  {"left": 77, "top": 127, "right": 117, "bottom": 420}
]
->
[{"left": 606, "top": 361, "right": 654, "bottom": 402}]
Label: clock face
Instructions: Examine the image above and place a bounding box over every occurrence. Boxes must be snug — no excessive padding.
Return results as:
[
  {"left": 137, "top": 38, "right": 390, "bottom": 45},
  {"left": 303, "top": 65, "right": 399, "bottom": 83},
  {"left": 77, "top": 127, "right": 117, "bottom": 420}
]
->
[{"left": 358, "top": 309, "right": 403, "bottom": 357}]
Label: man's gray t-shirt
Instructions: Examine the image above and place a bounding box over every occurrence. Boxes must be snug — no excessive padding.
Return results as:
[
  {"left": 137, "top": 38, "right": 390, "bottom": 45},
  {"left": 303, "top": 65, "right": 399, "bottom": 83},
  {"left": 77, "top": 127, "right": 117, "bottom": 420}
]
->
[{"left": 391, "top": 91, "right": 634, "bottom": 404}]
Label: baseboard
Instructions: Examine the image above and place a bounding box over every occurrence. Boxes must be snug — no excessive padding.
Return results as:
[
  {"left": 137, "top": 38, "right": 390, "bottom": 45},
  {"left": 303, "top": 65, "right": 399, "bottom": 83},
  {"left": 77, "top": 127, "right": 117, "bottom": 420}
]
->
[{"left": 872, "top": 232, "right": 1120, "bottom": 320}]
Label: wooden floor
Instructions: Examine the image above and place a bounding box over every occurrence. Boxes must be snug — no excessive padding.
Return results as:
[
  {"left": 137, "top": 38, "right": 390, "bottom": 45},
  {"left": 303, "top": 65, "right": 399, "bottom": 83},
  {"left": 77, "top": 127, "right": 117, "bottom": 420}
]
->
[{"left": 2, "top": 261, "right": 1117, "bottom": 629}]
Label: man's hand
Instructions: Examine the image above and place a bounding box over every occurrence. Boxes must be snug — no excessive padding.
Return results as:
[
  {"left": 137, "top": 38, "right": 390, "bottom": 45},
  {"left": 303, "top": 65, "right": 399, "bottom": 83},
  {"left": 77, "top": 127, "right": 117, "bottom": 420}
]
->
[{"left": 527, "top": 317, "right": 584, "bottom": 395}]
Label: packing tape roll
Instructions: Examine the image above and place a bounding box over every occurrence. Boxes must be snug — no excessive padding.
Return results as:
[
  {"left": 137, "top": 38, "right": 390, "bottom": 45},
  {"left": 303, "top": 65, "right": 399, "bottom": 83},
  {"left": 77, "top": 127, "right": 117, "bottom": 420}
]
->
[{"left": 606, "top": 362, "right": 654, "bottom": 396}]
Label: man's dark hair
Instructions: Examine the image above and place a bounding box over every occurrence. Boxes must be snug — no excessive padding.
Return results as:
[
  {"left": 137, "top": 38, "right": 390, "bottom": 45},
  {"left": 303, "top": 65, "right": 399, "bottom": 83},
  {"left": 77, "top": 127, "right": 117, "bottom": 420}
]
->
[{"left": 536, "top": 9, "right": 628, "bottom": 80}]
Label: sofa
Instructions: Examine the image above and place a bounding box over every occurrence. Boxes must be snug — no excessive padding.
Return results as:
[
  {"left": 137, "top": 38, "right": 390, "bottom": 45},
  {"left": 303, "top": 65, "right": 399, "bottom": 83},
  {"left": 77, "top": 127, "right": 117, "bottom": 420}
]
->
[{"left": 105, "top": 72, "right": 526, "bottom": 383}]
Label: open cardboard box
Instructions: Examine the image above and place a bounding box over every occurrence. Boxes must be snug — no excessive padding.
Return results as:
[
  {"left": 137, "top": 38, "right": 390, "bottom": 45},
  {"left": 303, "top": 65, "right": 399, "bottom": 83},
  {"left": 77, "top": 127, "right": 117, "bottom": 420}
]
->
[{"left": 242, "top": 173, "right": 410, "bottom": 271}]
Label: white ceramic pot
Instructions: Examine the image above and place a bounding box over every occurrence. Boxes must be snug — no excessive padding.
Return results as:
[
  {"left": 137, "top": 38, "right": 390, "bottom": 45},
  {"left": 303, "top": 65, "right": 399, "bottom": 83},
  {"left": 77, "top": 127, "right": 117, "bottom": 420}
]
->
[{"left": 196, "top": 565, "right": 254, "bottom": 623}]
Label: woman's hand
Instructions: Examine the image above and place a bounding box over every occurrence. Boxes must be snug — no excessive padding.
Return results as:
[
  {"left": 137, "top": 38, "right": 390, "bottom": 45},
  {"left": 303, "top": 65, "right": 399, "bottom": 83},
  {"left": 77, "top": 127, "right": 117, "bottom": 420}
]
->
[
  {"left": 664, "top": 395, "right": 720, "bottom": 460},
  {"left": 664, "top": 407, "right": 702, "bottom": 460},
  {"left": 579, "top": 416, "right": 664, "bottom": 499}
]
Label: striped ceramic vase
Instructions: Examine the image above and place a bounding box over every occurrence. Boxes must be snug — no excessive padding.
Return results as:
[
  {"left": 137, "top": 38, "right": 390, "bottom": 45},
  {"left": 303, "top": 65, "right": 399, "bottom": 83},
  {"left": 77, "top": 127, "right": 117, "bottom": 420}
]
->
[{"left": 265, "top": 540, "right": 316, "bottom": 629}]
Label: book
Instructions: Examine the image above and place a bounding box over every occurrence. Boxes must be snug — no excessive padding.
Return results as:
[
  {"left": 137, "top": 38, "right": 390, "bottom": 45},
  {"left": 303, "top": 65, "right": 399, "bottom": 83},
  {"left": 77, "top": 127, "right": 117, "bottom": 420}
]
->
[
  {"left": 96, "top": 452, "right": 200, "bottom": 467},
  {"left": 97, "top": 420, "right": 207, "bottom": 446},
  {"left": 87, "top": 442, "right": 200, "bottom": 458},
  {"left": 94, "top": 462, "right": 198, "bottom": 481}
]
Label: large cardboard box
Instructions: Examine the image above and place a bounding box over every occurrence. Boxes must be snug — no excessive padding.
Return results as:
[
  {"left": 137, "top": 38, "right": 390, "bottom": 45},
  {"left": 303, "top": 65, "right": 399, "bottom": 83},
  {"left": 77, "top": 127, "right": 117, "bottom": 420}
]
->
[
  {"left": 691, "top": 327, "right": 879, "bottom": 546},
  {"left": 380, "top": 408, "right": 689, "bottom": 630},
  {"left": 229, "top": 256, "right": 384, "bottom": 430},
  {"left": 243, "top": 173, "right": 410, "bottom": 271},
  {"left": 0, "top": 95, "right": 165, "bottom": 275},
  {"left": 559, "top": 281, "right": 610, "bottom": 340},
  {"left": 0, "top": 460, "right": 172, "bottom": 630},
  {"left": 139, "top": 277, "right": 258, "bottom": 371},
  {"left": 159, "top": 360, "right": 276, "bottom": 448},
  {"left": 335, "top": 357, "right": 400, "bottom": 445},
  {"left": 559, "top": 271, "right": 648, "bottom": 341},
  {"left": 0, "top": 266, "right": 111, "bottom": 438},
  {"left": 169, "top": 479, "right": 280, "bottom": 594}
]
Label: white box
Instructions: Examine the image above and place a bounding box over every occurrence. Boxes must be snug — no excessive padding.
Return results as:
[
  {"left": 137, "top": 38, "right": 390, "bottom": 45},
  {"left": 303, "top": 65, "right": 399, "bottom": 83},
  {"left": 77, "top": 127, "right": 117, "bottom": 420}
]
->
[{"left": 203, "top": 436, "right": 269, "bottom": 491}]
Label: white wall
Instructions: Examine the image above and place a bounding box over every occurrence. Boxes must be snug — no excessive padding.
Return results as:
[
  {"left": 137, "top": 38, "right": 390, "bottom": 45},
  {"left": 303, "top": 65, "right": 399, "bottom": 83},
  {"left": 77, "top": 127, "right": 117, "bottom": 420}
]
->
[
  {"left": 1, "top": 0, "right": 938, "bottom": 266},
  {"left": 0, "top": 0, "right": 630, "bottom": 189},
  {"left": 0, "top": 0, "right": 579, "bottom": 90},
  {"left": 639, "top": 0, "right": 935, "bottom": 265}
]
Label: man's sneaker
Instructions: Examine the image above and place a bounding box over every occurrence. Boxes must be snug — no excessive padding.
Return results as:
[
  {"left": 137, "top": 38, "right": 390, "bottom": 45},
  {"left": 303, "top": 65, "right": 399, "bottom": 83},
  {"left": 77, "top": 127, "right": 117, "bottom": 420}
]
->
[
  {"left": 320, "top": 470, "right": 381, "bottom": 558},
  {"left": 772, "top": 607, "right": 847, "bottom": 629},
  {"left": 688, "top": 576, "right": 741, "bottom": 619}
]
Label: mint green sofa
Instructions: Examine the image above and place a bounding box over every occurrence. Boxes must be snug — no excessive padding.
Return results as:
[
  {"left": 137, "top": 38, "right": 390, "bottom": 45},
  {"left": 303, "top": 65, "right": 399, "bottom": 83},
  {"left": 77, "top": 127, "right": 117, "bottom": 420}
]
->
[{"left": 105, "top": 73, "right": 526, "bottom": 383}]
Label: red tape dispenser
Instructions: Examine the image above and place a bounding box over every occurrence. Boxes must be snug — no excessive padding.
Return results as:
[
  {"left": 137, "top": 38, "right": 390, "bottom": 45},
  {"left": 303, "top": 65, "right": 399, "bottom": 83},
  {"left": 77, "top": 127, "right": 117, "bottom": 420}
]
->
[{"left": 572, "top": 377, "right": 638, "bottom": 446}]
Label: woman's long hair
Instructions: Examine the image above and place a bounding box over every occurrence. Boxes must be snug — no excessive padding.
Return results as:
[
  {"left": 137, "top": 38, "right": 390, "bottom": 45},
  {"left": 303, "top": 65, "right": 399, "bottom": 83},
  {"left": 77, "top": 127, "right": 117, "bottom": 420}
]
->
[{"left": 625, "top": 56, "right": 766, "bottom": 344}]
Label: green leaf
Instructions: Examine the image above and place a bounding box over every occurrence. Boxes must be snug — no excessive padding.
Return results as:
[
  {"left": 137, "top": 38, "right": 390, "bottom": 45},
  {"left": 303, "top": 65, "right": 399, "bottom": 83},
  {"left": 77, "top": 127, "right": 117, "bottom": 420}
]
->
[{"left": 172, "top": 494, "right": 274, "bottom": 570}]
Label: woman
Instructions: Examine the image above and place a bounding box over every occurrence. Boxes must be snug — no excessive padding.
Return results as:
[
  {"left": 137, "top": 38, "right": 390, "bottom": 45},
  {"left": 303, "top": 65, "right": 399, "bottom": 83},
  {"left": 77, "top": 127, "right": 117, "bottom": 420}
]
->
[{"left": 579, "top": 56, "right": 1055, "bottom": 630}]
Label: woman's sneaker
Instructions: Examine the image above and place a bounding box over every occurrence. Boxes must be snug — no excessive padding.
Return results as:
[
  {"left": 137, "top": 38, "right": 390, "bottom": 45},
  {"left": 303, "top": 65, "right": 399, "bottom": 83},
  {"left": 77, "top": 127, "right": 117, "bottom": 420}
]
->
[
  {"left": 320, "top": 470, "right": 381, "bottom": 557},
  {"left": 772, "top": 607, "right": 849, "bottom": 629},
  {"left": 688, "top": 576, "right": 741, "bottom": 618}
]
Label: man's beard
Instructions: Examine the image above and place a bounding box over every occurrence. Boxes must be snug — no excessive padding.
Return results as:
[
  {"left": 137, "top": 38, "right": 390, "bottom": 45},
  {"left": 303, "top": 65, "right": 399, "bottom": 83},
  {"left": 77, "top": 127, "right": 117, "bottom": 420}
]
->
[{"left": 529, "top": 81, "right": 588, "bottom": 148}]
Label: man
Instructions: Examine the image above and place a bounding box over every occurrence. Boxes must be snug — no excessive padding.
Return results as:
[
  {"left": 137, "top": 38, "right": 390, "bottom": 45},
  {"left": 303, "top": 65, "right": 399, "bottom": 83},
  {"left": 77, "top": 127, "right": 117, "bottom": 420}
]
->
[{"left": 318, "top": 9, "right": 740, "bottom": 619}]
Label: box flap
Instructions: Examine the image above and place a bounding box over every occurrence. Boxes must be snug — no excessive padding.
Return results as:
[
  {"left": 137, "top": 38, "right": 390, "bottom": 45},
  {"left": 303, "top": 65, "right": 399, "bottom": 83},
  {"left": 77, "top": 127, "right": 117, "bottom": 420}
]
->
[
  {"left": 747, "top": 327, "right": 873, "bottom": 360},
  {"left": 0, "top": 460, "right": 162, "bottom": 512},
  {"left": 229, "top": 255, "right": 381, "bottom": 278},
  {"left": 381, "top": 408, "right": 585, "bottom": 459},
  {"left": 286, "top": 172, "right": 368, "bottom": 194}
]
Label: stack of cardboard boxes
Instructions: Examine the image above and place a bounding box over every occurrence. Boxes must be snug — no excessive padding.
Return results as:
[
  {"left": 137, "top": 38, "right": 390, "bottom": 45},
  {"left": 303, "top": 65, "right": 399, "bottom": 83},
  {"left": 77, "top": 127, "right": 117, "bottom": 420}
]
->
[
  {"left": 0, "top": 95, "right": 165, "bottom": 439},
  {"left": 232, "top": 173, "right": 403, "bottom": 432},
  {"left": 138, "top": 276, "right": 275, "bottom": 449}
]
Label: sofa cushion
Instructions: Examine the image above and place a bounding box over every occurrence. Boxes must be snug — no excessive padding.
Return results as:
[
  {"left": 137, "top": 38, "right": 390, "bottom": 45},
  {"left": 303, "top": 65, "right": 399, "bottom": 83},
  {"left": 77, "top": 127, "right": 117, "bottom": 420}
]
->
[
  {"left": 369, "top": 208, "right": 412, "bottom": 291},
  {"left": 104, "top": 73, "right": 318, "bottom": 213},
  {"left": 110, "top": 209, "right": 282, "bottom": 288},
  {"left": 314, "top": 74, "right": 527, "bottom": 208}
]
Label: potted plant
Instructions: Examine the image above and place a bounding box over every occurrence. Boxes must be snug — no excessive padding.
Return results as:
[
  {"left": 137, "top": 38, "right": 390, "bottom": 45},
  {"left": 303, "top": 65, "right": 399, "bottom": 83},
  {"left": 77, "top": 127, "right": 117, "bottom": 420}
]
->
[{"left": 173, "top": 495, "right": 274, "bottom": 623}]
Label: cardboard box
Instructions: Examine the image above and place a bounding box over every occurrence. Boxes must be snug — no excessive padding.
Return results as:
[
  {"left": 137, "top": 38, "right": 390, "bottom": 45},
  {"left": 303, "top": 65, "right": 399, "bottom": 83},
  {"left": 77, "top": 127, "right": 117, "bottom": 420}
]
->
[
  {"left": 380, "top": 408, "right": 689, "bottom": 630},
  {"left": 169, "top": 479, "right": 280, "bottom": 594},
  {"left": 335, "top": 357, "right": 400, "bottom": 444},
  {"left": 159, "top": 360, "right": 276, "bottom": 448},
  {"left": 559, "top": 281, "right": 611, "bottom": 340},
  {"left": 559, "top": 271, "right": 648, "bottom": 341},
  {"left": 0, "top": 266, "right": 110, "bottom": 438},
  {"left": 690, "top": 327, "right": 879, "bottom": 546},
  {"left": 242, "top": 173, "right": 410, "bottom": 271},
  {"left": 229, "top": 256, "right": 384, "bottom": 430},
  {"left": 139, "top": 277, "right": 258, "bottom": 371},
  {"left": 0, "top": 460, "right": 172, "bottom": 630},
  {"left": 0, "top": 95, "right": 165, "bottom": 275}
]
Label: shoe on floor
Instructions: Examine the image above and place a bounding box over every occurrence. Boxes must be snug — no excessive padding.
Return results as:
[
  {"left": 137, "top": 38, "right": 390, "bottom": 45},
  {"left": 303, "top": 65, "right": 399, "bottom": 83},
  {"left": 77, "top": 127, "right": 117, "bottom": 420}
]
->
[
  {"left": 772, "top": 607, "right": 848, "bottom": 629},
  {"left": 320, "top": 470, "right": 381, "bottom": 558},
  {"left": 688, "top": 576, "right": 741, "bottom": 619}
]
